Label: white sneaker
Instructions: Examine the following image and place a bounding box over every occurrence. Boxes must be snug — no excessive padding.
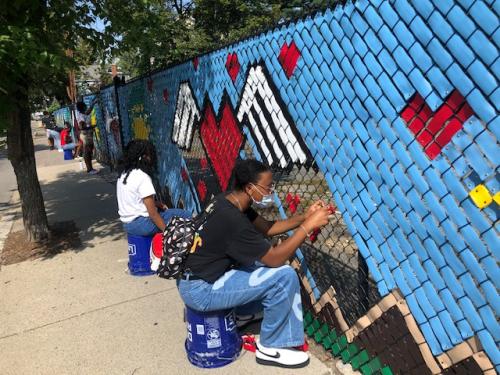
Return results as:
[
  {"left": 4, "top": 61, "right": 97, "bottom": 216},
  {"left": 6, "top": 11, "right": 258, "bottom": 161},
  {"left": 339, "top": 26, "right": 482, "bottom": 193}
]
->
[
  {"left": 255, "top": 340, "right": 309, "bottom": 368},
  {"left": 236, "top": 311, "right": 264, "bottom": 329},
  {"left": 88, "top": 170, "right": 99, "bottom": 175}
]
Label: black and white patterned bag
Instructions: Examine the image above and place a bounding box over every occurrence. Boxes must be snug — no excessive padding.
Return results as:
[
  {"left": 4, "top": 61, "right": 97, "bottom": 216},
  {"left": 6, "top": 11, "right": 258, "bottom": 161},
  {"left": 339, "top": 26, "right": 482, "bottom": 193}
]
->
[{"left": 156, "top": 202, "right": 216, "bottom": 279}]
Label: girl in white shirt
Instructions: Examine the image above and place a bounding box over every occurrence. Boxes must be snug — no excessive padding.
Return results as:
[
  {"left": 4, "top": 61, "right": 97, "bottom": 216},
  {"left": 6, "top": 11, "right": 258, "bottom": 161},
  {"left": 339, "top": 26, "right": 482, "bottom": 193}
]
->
[{"left": 117, "top": 140, "right": 190, "bottom": 236}]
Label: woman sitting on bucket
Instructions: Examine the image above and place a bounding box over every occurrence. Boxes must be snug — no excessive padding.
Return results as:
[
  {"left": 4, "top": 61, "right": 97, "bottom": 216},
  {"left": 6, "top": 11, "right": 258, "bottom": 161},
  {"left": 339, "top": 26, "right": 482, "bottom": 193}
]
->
[
  {"left": 178, "top": 159, "right": 330, "bottom": 369},
  {"left": 117, "top": 140, "right": 190, "bottom": 237}
]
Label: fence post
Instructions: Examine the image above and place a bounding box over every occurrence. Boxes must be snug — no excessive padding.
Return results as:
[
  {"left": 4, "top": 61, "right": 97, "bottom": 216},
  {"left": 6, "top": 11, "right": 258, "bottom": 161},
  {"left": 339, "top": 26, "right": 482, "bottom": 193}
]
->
[
  {"left": 113, "top": 75, "right": 126, "bottom": 153},
  {"left": 96, "top": 90, "right": 112, "bottom": 169}
]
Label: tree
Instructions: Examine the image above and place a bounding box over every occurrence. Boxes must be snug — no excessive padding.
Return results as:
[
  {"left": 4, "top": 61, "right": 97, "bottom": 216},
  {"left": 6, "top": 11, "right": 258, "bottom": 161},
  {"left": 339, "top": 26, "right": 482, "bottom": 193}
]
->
[
  {"left": 100, "top": 0, "right": 187, "bottom": 75},
  {"left": 0, "top": 1, "right": 104, "bottom": 241},
  {"left": 99, "top": 0, "right": 343, "bottom": 76},
  {"left": 192, "top": 0, "right": 282, "bottom": 46}
]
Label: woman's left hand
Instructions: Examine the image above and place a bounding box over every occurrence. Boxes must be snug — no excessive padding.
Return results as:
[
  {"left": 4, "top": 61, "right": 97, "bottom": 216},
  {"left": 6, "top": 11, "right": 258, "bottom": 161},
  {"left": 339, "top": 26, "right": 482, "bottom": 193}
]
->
[{"left": 304, "top": 200, "right": 325, "bottom": 219}]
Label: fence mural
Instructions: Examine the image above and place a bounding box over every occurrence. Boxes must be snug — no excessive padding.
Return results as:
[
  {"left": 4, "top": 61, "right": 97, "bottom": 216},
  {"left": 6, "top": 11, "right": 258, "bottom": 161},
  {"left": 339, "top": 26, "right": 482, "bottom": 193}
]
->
[
  {"left": 52, "top": 106, "right": 72, "bottom": 128},
  {"left": 53, "top": 85, "right": 123, "bottom": 168},
  {"left": 55, "top": 0, "right": 499, "bottom": 373}
]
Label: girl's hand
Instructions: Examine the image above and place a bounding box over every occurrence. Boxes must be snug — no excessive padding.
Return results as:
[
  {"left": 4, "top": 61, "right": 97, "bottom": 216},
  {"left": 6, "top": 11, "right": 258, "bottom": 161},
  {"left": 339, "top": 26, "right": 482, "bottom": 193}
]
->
[
  {"left": 305, "top": 200, "right": 325, "bottom": 219},
  {"left": 303, "top": 206, "right": 330, "bottom": 233}
]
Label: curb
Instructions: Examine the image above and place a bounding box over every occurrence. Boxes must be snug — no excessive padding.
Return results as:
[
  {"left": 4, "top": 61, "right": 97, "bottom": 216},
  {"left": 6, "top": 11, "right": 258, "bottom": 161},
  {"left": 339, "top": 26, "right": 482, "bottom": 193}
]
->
[{"left": 0, "top": 191, "right": 20, "bottom": 271}]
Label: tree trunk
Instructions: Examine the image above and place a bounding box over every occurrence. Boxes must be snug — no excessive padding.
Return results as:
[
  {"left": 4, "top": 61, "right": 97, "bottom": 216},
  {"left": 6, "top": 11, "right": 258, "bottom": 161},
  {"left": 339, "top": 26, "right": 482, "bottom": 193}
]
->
[{"left": 7, "top": 85, "right": 49, "bottom": 242}]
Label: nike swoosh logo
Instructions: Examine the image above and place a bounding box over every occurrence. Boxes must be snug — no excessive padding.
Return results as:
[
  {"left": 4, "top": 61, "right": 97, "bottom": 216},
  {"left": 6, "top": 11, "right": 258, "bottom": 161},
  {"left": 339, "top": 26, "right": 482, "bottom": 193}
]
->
[{"left": 258, "top": 348, "right": 280, "bottom": 359}]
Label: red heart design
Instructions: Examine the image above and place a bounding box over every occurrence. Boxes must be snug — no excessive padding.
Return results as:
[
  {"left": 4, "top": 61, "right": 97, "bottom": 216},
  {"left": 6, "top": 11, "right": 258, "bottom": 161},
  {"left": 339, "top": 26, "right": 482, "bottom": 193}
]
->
[
  {"left": 401, "top": 90, "right": 473, "bottom": 159},
  {"left": 193, "top": 57, "right": 199, "bottom": 70},
  {"left": 200, "top": 99, "right": 243, "bottom": 191},
  {"left": 278, "top": 41, "right": 300, "bottom": 78},
  {"left": 225, "top": 53, "right": 240, "bottom": 82},
  {"left": 162, "top": 89, "right": 168, "bottom": 103},
  {"left": 197, "top": 180, "right": 207, "bottom": 201}
]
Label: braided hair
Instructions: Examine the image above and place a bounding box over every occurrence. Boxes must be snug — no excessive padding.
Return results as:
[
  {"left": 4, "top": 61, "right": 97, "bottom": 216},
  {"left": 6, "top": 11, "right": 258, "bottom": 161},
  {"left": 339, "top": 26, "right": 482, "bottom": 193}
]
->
[{"left": 119, "top": 140, "right": 158, "bottom": 185}]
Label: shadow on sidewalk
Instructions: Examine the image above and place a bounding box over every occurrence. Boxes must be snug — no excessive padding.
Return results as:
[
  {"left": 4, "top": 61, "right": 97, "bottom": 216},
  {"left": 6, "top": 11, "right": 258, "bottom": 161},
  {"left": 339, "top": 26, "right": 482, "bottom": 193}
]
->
[
  {"left": 44, "top": 168, "right": 124, "bottom": 246},
  {"left": 4, "top": 167, "right": 126, "bottom": 263}
]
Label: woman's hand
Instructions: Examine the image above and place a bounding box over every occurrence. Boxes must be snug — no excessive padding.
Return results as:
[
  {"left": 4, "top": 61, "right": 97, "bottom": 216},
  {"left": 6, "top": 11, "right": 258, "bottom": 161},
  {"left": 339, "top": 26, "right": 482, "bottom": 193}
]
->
[
  {"left": 144, "top": 196, "right": 166, "bottom": 231},
  {"left": 304, "top": 200, "right": 325, "bottom": 219},
  {"left": 303, "top": 206, "right": 330, "bottom": 233}
]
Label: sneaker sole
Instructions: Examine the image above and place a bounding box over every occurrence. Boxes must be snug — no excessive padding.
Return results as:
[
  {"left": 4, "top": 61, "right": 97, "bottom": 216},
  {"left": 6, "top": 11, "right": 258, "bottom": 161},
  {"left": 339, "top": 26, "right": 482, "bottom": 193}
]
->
[{"left": 256, "top": 357, "right": 310, "bottom": 369}]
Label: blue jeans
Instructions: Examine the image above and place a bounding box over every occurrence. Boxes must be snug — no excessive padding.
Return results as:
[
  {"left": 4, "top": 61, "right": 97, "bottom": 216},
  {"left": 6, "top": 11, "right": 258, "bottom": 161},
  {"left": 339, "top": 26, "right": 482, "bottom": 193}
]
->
[
  {"left": 123, "top": 209, "right": 191, "bottom": 237},
  {"left": 178, "top": 265, "right": 304, "bottom": 348}
]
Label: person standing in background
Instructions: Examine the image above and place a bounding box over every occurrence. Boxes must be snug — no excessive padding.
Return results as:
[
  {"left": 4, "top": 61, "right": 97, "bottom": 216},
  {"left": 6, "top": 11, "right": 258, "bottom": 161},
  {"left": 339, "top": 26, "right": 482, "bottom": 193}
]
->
[{"left": 75, "top": 99, "right": 98, "bottom": 174}]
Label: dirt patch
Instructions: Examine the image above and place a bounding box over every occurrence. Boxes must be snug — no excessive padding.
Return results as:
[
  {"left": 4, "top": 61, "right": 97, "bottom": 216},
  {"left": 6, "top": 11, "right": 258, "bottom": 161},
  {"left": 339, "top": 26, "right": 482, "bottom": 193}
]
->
[{"left": 1, "top": 221, "right": 81, "bottom": 265}]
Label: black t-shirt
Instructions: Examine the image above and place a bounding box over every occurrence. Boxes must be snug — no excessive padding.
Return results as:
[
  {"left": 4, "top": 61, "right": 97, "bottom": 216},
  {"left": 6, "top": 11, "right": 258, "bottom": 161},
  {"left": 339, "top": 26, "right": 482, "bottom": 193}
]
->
[{"left": 184, "top": 194, "right": 271, "bottom": 283}]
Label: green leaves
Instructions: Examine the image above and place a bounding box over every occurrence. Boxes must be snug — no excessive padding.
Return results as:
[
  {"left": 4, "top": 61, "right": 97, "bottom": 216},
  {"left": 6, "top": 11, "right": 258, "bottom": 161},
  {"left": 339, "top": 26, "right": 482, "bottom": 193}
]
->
[{"left": 0, "top": 0, "right": 105, "bottom": 115}]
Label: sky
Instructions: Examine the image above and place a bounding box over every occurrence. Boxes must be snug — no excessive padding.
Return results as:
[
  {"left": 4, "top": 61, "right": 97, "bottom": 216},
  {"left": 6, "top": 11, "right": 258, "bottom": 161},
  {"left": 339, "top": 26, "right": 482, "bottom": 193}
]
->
[{"left": 91, "top": 17, "right": 106, "bottom": 32}]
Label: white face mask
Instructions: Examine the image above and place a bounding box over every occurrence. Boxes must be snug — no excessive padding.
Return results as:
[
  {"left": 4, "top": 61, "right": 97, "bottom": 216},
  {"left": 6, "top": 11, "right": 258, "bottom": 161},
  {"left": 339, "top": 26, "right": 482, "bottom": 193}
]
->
[{"left": 251, "top": 184, "right": 274, "bottom": 209}]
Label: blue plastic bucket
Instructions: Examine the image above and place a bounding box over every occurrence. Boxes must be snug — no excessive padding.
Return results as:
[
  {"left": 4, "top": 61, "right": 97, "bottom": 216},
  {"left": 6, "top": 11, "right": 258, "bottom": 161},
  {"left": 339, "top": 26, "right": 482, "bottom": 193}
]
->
[
  {"left": 127, "top": 234, "right": 154, "bottom": 276},
  {"left": 63, "top": 149, "right": 73, "bottom": 160},
  {"left": 185, "top": 306, "right": 242, "bottom": 368}
]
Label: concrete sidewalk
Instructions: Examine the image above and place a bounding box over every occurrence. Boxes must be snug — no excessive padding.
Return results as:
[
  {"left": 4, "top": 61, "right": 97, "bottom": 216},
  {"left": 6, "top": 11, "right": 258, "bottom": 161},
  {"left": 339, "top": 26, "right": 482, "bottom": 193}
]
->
[{"left": 0, "top": 138, "right": 330, "bottom": 375}]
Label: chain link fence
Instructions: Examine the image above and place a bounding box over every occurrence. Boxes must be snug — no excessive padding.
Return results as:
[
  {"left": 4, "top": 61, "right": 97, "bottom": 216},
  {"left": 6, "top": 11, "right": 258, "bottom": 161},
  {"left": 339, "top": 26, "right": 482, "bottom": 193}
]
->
[{"left": 54, "top": 1, "right": 498, "bottom": 373}]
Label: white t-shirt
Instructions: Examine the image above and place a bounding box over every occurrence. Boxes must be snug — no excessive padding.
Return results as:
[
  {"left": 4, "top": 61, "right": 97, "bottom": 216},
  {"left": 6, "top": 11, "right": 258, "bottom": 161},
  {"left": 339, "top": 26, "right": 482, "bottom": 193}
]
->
[{"left": 117, "top": 169, "right": 156, "bottom": 223}]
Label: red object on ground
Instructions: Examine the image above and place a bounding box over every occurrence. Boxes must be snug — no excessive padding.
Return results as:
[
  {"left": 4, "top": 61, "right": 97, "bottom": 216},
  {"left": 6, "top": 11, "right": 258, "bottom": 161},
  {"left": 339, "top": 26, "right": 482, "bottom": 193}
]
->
[
  {"left": 242, "top": 334, "right": 309, "bottom": 353},
  {"left": 242, "top": 334, "right": 257, "bottom": 353},
  {"left": 295, "top": 341, "right": 309, "bottom": 352}
]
